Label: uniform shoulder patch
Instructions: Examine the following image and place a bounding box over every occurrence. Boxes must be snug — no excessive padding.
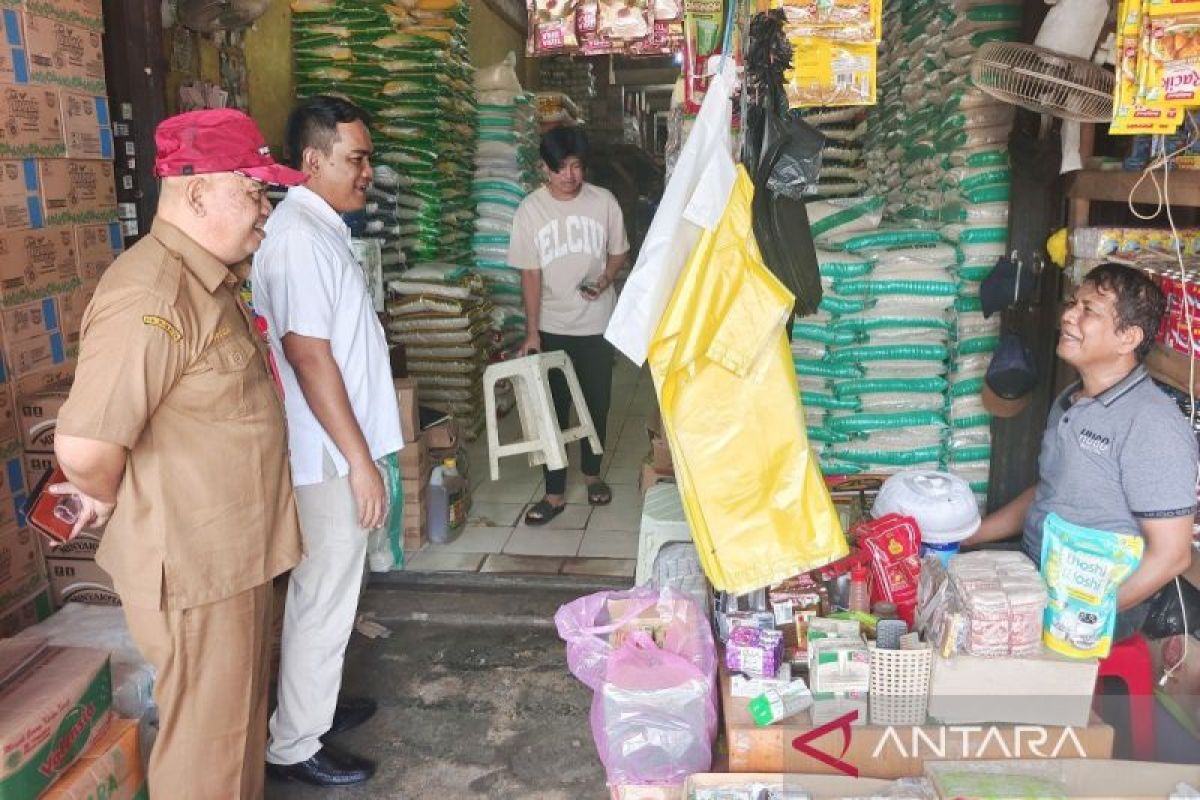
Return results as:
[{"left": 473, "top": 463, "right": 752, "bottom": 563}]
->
[{"left": 142, "top": 315, "right": 183, "bottom": 342}]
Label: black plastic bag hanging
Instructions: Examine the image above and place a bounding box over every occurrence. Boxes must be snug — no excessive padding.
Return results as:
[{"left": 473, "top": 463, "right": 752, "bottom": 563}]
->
[{"left": 742, "top": 10, "right": 824, "bottom": 317}]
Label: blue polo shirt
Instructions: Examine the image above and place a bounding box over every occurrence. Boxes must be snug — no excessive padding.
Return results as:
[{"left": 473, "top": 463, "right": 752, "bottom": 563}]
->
[{"left": 1023, "top": 364, "right": 1198, "bottom": 564}]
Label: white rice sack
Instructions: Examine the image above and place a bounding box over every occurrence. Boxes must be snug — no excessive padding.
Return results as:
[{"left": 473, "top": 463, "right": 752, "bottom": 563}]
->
[
  {"left": 858, "top": 392, "right": 946, "bottom": 413},
  {"left": 808, "top": 196, "right": 885, "bottom": 239},
  {"left": 862, "top": 361, "right": 950, "bottom": 379}
]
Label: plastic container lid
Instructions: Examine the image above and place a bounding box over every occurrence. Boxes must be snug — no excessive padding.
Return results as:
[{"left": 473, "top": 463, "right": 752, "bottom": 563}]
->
[{"left": 872, "top": 470, "right": 981, "bottom": 545}]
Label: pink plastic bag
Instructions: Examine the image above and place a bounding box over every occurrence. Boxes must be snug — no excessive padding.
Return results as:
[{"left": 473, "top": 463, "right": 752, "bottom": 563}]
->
[{"left": 555, "top": 588, "right": 717, "bottom": 785}]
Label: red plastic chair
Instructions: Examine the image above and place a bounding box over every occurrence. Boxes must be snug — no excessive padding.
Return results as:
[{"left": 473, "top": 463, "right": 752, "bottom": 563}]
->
[{"left": 1094, "top": 634, "right": 1157, "bottom": 761}]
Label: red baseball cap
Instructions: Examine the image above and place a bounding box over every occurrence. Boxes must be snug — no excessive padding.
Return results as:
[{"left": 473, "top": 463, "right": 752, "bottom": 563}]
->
[{"left": 153, "top": 108, "right": 306, "bottom": 187}]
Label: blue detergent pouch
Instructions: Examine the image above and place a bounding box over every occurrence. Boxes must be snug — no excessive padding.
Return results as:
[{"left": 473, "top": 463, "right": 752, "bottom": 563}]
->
[{"left": 1039, "top": 513, "right": 1143, "bottom": 659}]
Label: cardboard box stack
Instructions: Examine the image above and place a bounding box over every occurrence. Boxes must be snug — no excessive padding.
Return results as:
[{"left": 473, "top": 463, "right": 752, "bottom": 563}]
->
[
  {"left": 396, "top": 378, "right": 430, "bottom": 553},
  {"left": 0, "top": 0, "right": 116, "bottom": 628}
]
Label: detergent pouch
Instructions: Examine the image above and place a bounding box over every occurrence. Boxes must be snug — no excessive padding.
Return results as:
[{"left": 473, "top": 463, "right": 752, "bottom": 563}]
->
[{"left": 1040, "top": 513, "right": 1144, "bottom": 659}]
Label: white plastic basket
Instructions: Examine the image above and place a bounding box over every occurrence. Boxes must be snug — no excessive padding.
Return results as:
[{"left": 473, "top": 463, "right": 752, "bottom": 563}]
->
[{"left": 869, "top": 645, "right": 933, "bottom": 726}]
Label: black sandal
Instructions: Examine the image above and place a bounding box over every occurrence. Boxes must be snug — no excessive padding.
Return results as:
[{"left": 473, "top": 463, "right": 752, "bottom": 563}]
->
[
  {"left": 524, "top": 499, "right": 566, "bottom": 526},
  {"left": 586, "top": 480, "right": 613, "bottom": 506}
]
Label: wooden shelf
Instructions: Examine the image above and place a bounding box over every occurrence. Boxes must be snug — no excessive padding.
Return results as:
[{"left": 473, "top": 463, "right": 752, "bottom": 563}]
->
[{"left": 1065, "top": 169, "right": 1200, "bottom": 207}]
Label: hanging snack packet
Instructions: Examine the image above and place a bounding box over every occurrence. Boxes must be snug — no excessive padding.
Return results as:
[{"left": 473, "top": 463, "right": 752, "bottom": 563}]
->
[
  {"left": 1040, "top": 513, "right": 1144, "bottom": 660},
  {"left": 527, "top": 0, "right": 579, "bottom": 55},
  {"left": 598, "top": 0, "right": 651, "bottom": 40},
  {"left": 854, "top": 514, "right": 921, "bottom": 624}
]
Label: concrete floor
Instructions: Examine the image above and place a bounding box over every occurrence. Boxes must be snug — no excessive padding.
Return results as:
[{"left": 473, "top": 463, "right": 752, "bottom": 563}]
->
[{"left": 266, "top": 573, "right": 624, "bottom": 800}]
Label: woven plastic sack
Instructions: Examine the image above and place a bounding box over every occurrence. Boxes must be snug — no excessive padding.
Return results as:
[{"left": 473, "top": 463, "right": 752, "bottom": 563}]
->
[{"left": 808, "top": 196, "right": 885, "bottom": 238}]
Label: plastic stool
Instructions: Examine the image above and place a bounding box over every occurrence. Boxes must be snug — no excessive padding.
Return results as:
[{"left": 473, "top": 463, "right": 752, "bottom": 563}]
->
[
  {"left": 634, "top": 483, "right": 693, "bottom": 585},
  {"left": 482, "top": 352, "right": 603, "bottom": 481},
  {"left": 1095, "top": 633, "right": 1157, "bottom": 761}
]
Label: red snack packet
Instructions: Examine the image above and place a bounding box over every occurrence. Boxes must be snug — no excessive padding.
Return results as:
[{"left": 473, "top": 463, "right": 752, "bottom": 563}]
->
[{"left": 854, "top": 514, "right": 922, "bottom": 623}]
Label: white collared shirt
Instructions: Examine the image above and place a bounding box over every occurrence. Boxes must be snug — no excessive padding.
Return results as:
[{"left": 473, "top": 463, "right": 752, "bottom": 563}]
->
[{"left": 252, "top": 184, "right": 403, "bottom": 487}]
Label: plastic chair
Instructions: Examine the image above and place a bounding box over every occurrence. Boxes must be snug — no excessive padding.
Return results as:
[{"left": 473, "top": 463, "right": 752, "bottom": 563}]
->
[
  {"left": 1094, "top": 633, "right": 1156, "bottom": 761},
  {"left": 634, "top": 483, "right": 693, "bottom": 585},
  {"left": 482, "top": 352, "right": 602, "bottom": 482}
]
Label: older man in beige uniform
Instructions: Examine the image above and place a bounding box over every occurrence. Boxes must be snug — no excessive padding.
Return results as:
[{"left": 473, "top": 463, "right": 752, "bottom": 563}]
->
[{"left": 52, "top": 109, "right": 305, "bottom": 800}]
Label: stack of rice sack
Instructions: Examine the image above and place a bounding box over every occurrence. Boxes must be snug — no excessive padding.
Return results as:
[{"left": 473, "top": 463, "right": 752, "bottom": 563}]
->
[
  {"left": 799, "top": 107, "right": 870, "bottom": 198},
  {"left": 538, "top": 56, "right": 596, "bottom": 103},
  {"left": 816, "top": 229, "right": 956, "bottom": 475},
  {"left": 471, "top": 55, "right": 541, "bottom": 353},
  {"left": 855, "top": 0, "right": 1018, "bottom": 504},
  {"left": 292, "top": 0, "right": 478, "bottom": 264},
  {"left": 386, "top": 264, "right": 495, "bottom": 437}
]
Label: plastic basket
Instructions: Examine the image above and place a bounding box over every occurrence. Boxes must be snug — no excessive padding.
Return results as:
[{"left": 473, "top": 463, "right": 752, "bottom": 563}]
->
[{"left": 869, "top": 645, "right": 932, "bottom": 726}]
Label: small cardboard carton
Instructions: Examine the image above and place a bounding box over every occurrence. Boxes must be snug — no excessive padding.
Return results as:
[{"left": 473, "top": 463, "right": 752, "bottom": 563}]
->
[
  {"left": 38, "top": 159, "right": 115, "bottom": 226},
  {"left": 0, "top": 583, "right": 50, "bottom": 636},
  {"left": 20, "top": 0, "right": 103, "bottom": 32},
  {"left": 42, "top": 717, "right": 144, "bottom": 800},
  {"left": 0, "top": 521, "right": 43, "bottom": 613},
  {"left": 422, "top": 417, "right": 460, "bottom": 456},
  {"left": 0, "top": 224, "right": 77, "bottom": 304},
  {"left": 58, "top": 90, "right": 110, "bottom": 160},
  {"left": 22, "top": 14, "right": 104, "bottom": 94},
  {"left": 0, "top": 11, "right": 27, "bottom": 90},
  {"left": 0, "top": 643, "right": 112, "bottom": 799},
  {"left": 638, "top": 460, "right": 673, "bottom": 494},
  {"left": 645, "top": 408, "right": 673, "bottom": 474},
  {"left": 21, "top": 448, "right": 55, "bottom": 485},
  {"left": 0, "top": 487, "right": 27, "bottom": 530},
  {"left": 0, "top": 82, "right": 62, "bottom": 158},
  {"left": 46, "top": 556, "right": 116, "bottom": 606},
  {"left": 0, "top": 435, "right": 24, "bottom": 499},
  {"left": 0, "top": 293, "right": 57, "bottom": 343},
  {"left": 394, "top": 377, "right": 420, "bottom": 443},
  {"left": 0, "top": 158, "right": 42, "bottom": 231},
  {"left": 3, "top": 327, "right": 67, "bottom": 379},
  {"left": 17, "top": 378, "right": 68, "bottom": 452},
  {"left": 72, "top": 221, "right": 118, "bottom": 288},
  {"left": 11, "top": 359, "right": 73, "bottom": 399},
  {"left": 55, "top": 282, "right": 85, "bottom": 339},
  {"left": 399, "top": 437, "right": 429, "bottom": 481}
]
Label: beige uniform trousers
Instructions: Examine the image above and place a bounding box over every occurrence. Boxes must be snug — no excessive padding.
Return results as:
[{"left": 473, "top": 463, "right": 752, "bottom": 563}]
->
[{"left": 124, "top": 581, "right": 273, "bottom": 800}]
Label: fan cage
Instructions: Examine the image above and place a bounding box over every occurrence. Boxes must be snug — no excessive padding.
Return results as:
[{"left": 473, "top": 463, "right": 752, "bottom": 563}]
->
[{"left": 970, "top": 41, "right": 1115, "bottom": 123}]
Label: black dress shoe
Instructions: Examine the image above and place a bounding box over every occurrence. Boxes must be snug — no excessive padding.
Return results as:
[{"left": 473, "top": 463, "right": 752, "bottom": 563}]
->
[
  {"left": 326, "top": 696, "right": 378, "bottom": 737},
  {"left": 266, "top": 744, "right": 376, "bottom": 787}
]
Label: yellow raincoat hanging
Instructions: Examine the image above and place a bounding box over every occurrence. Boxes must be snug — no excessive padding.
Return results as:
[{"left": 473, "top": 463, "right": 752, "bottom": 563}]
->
[{"left": 647, "top": 165, "right": 847, "bottom": 594}]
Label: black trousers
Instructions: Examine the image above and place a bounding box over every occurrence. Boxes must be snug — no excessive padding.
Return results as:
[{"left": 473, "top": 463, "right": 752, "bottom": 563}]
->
[{"left": 539, "top": 330, "right": 613, "bottom": 495}]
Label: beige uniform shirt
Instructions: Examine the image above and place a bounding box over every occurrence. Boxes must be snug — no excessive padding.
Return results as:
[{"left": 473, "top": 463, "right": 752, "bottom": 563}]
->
[{"left": 57, "top": 219, "right": 302, "bottom": 610}]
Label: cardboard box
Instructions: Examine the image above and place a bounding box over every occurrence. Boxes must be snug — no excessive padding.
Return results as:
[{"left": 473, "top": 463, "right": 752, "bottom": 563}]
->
[
  {"left": 58, "top": 90, "right": 109, "bottom": 160},
  {"left": 0, "top": 158, "right": 42, "bottom": 231},
  {"left": 17, "top": 378, "right": 67, "bottom": 452},
  {"left": 23, "top": 14, "right": 103, "bottom": 94},
  {"left": 399, "top": 438, "right": 429, "bottom": 481},
  {"left": 645, "top": 408, "right": 673, "bottom": 473},
  {"left": 0, "top": 521, "right": 42, "bottom": 612},
  {"left": 0, "top": 435, "right": 23, "bottom": 497},
  {"left": 639, "top": 460, "right": 674, "bottom": 494},
  {"left": 0, "top": 292, "right": 56, "bottom": 343},
  {"left": 0, "top": 486, "right": 27, "bottom": 530},
  {"left": 72, "top": 221, "right": 118, "bottom": 288},
  {"left": 0, "top": 82, "right": 61, "bottom": 158},
  {"left": 22, "top": 448, "right": 54, "bottom": 481},
  {"left": 38, "top": 159, "right": 114, "bottom": 226},
  {"left": 395, "top": 377, "right": 419, "bottom": 443},
  {"left": 4, "top": 327, "right": 66, "bottom": 378},
  {"left": 924, "top": 759, "right": 1200, "bottom": 799},
  {"left": 0, "top": 582, "right": 49, "bottom": 635},
  {"left": 55, "top": 282, "right": 84, "bottom": 340},
  {"left": 928, "top": 651, "right": 1100, "bottom": 728},
  {"left": 12, "top": 359, "right": 73, "bottom": 398},
  {"left": 42, "top": 717, "right": 144, "bottom": 800},
  {"left": 0, "top": 224, "right": 77, "bottom": 304},
  {"left": 0, "top": 643, "right": 112, "bottom": 798},
  {"left": 682, "top": 774, "right": 895, "bottom": 800},
  {"left": 0, "top": 11, "right": 27, "bottom": 89},
  {"left": 422, "top": 417, "right": 460, "bottom": 453},
  {"left": 720, "top": 665, "right": 1114, "bottom": 776},
  {"left": 46, "top": 556, "right": 116, "bottom": 606},
  {"left": 20, "top": 0, "right": 103, "bottom": 32}
]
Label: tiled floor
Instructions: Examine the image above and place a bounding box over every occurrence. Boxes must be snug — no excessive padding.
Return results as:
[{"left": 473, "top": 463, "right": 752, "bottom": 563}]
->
[{"left": 405, "top": 356, "right": 652, "bottom": 579}]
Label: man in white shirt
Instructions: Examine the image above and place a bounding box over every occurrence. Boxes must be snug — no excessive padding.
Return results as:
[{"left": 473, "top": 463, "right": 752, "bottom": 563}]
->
[{"left": 253, "top": 96, "right": 403, "bottom": 788}]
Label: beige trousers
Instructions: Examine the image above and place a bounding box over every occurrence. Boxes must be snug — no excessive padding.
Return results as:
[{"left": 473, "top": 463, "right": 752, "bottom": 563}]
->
[{"left": 124, "top": 581, "right": 273, "bottom": 800}]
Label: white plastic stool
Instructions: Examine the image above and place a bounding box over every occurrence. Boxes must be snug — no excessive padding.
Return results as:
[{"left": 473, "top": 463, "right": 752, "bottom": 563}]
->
[
  {"left": 635, "top": 482, "right": 693, "bottom": 585},
  {"left": 483, "top": 352, "right": 603, "bottom": 482}
]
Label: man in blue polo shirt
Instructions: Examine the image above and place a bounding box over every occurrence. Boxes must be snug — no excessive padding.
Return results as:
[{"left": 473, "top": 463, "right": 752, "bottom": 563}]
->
[{"left": 966, "top": 263, "right": 1198, "bottom": 638}]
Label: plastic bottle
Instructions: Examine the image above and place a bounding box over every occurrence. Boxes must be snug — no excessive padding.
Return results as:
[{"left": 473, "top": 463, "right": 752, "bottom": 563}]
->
[
  {"left": 848, "top": 564, "right": 870, "bottom": 613},
  {"left": 442, "top": 458, "right": 467, "bottom": 531}
]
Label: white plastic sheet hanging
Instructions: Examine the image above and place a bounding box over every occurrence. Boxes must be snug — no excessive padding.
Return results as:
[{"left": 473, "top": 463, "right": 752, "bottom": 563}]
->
[{"left": 605, "top": 68, "right": 737, "bottom": 366}]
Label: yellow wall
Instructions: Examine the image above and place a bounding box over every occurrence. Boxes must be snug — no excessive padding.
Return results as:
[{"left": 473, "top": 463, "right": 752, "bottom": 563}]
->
[{"left": 245, "top": 0, "right": 293, "bottom": 154}]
